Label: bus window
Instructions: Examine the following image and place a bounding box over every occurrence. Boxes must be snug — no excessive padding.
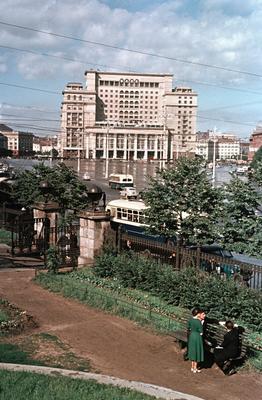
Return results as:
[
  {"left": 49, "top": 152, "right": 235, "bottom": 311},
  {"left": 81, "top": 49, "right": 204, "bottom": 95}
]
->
[{"left": 133, "top": 210, "right": 138, "bottom": 222}]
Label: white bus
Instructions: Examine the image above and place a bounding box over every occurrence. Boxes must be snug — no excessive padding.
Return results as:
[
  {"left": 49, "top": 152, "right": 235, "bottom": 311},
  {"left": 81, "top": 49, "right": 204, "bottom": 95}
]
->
[
  {"left": 108, "top": 174, "right": 134, "bottom": 190},
  {"left": 106, "top": 199, "right": 147, "bottom": 229}
]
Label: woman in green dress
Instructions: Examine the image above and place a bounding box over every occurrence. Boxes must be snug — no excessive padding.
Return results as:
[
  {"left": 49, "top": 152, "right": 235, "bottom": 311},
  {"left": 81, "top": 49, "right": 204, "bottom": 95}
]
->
[{"left": 187, "top": 308, "right": 204, "bottom": 373}]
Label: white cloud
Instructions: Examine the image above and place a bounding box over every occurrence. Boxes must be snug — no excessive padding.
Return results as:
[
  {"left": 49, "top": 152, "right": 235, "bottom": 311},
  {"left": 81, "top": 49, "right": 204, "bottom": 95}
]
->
[
  {"left": 0, "top": 0, "right": 262, "bottom": 134},
  {"left": 0, "top": 0, "right": 261, "bottom": 84}
]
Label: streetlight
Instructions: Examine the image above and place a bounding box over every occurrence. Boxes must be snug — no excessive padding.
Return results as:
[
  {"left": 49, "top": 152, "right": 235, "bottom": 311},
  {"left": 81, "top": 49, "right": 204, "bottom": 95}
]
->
[
  {"left": 211, "top": 127, "right": 218, "bottom": 188},
  {"left": 105, "top": 123, "right": 109, "bottom": 179},
  {"left": 76, "top": 129, "right": 83, "bottom": 174}
]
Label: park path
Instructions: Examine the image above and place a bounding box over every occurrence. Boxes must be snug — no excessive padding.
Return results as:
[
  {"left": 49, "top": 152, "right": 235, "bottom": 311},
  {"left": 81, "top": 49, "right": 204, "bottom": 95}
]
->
[{"left": 0, "top": 268, "right": 261, "bottom": 400}]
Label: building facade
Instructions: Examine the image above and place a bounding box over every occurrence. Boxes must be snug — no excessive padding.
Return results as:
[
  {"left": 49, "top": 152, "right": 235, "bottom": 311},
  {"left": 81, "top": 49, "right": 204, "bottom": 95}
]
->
[
  {"left": 196, "top": 131, "right": 241, "bottom": 161},
  {"left": 0, "top": 124, "right": 33, "bottom": 157},
  {"left": 248, "top": 124, "right": 262, "bottom": 161},
  {"left": 60, "top": 71, "right": 198, "bottom": 161}
]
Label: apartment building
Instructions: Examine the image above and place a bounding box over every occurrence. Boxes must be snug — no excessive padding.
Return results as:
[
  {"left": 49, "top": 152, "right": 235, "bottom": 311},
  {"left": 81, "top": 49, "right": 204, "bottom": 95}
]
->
[{"left": 60, "top": 71, "right": 198, "bottom": 161}]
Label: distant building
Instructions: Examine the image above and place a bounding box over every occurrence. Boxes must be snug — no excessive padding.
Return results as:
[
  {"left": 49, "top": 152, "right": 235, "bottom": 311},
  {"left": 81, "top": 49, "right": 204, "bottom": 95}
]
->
[
  {"left": 0, "top": 132, "right": 8, "bottom": 151},
  {"left": 0, "top": 124, "right": 33, "bottom": 156},
  {"left": 196, "top": 131, "right": 240, "bottom": 161},
  {"left": 60, "top": 71, "right": 198, "bottom": 161},
  {"left": 33, "top": 136, "right": 58, "bottom": 154},
  {"left": 248, "top": 124, "right": 262, "bottom": 161}
]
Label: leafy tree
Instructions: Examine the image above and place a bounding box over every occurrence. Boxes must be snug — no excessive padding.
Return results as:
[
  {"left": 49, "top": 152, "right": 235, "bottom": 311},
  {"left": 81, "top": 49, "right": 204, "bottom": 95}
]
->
[
  {"left": 11, "top": 162, "right": 90, "bottom": 212},
  {"left": 142, "top": 157, "right": 221, "bottom": 245},
  {"left": 250, "top": 146, "right": 262, "bottom": 169},
  {"left": 220, "top": 175, "right": 262, "bottom": 256}
]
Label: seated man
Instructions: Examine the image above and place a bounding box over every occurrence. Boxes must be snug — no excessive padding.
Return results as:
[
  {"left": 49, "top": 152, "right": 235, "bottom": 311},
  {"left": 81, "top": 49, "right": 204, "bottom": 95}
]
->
[{"left": 214, "top": 320, "right": 240, "bottom": 375}]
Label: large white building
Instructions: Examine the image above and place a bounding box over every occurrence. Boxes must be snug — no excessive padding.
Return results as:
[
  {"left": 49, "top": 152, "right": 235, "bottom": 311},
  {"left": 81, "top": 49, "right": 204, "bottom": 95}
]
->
[{"left": 60, "top": 71, "right": 198, "bottom": 161}]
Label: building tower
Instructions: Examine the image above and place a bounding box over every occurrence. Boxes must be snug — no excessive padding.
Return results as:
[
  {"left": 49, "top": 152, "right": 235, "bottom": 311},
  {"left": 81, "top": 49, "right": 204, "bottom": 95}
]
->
[{"left": 60, "top": 71, "right": 198, "bottom": 161}]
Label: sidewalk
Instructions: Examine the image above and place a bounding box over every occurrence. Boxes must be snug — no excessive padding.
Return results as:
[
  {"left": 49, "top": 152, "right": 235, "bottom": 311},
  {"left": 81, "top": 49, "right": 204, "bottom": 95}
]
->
[{"left": 0, "top": 363, "right": 206, "bottom": 400}]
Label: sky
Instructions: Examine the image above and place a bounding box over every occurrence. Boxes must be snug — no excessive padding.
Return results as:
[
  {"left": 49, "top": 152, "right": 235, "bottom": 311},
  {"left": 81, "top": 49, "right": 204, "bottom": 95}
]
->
[{"left": 0, "top": 0, "right": 262, "bottom": 138}]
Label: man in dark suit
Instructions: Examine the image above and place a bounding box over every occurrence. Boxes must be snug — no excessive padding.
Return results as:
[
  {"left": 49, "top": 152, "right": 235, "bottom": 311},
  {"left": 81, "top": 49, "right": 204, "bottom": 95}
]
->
[{"left": 214, "top": 320, "right": 240, "bottom": 375}]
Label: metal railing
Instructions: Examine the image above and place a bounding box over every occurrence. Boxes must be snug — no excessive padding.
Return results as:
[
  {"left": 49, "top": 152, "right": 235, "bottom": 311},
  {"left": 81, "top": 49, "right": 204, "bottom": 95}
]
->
[{"left": 119, "top": 231, "right": 262, "bottom": 291}]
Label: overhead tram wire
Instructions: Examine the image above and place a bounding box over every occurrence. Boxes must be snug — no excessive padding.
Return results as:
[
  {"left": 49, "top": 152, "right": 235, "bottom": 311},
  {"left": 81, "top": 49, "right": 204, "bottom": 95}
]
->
[
  {"left": 176, "top": 79, "right": 262, "bottom": 96},
  {"left": 1, "top": 45, "right": 262, "bottom": 97},
  {"left": 0, "top": 20, "right": 261, "bottom": 79},
  {"left": 0, "top": 44, "right": 133, "bottom": 72},
  {"left": 1, "top": 102, "right": 60, "bottom": 115},
  {"left": 0, "top": 82, "right": 60, "bottom": 94},
  {"left": 1, "top": 121, "right": 60, "bottom": 133},
  {"left": 0, "top": 112, "right": 60, "bottom": 123},
  {"left": 1, "top": 109, "right": 257, "bottom": 133}
]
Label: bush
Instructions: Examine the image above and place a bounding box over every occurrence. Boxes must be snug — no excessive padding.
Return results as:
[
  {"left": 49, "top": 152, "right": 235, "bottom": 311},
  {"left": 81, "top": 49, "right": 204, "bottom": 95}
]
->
[
  {"left": 92, "top": 250, "right": 262, "bottom": 332},
  {"left": 46, "top": 246, "right": 60, "bottom": 274}
]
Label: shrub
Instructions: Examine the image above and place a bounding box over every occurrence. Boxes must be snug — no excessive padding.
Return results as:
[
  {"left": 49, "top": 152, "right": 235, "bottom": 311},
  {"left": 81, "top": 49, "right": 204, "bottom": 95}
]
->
[
  {"left": 46, "top": 246, "right": 60, "bottom": 274},
  {"left": 92, "top": 250, "right": 262, "bottom": 332}
]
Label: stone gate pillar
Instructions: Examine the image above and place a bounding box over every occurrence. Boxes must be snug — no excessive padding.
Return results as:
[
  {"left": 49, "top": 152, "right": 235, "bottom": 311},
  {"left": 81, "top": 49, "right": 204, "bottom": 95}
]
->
[{"left": 78, "top": 210, "right": 111, "bottom": 266}]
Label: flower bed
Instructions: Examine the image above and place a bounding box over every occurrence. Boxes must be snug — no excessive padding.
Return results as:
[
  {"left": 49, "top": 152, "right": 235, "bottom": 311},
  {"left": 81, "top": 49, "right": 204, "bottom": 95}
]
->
[{"left": 0, "top": 299, "right": 37, "bottom": 335}]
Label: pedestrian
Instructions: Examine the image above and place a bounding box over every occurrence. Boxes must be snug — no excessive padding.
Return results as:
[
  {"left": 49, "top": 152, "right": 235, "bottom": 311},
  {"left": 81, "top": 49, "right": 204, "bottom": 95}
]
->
[
  {"left": 187, "top": 307, "right": 204, "bottom": 373},
  {"left": 214, "top": 320, "right": 240, "bottom": 375}
]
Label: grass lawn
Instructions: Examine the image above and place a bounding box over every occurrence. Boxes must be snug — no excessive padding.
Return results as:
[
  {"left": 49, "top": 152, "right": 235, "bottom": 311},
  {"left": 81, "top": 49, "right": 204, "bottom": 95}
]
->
[
  {"left": 0, "top": 370, "right": 156, "bottom": 400},
  {"left": 0, "top": 334, "right": 91, "bottom": 372}
]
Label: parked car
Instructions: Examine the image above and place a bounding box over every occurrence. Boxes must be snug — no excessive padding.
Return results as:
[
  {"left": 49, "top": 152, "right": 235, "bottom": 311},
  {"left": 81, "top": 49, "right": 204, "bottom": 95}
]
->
[{"left": 120, "top": 187, "right": 138, "bottom": 199}]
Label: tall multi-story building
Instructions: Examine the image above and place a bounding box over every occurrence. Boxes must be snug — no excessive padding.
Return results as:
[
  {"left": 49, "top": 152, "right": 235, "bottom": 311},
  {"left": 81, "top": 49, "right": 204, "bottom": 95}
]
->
[{"left": 60, "top": 71, "right": 198, "bottom": 161}]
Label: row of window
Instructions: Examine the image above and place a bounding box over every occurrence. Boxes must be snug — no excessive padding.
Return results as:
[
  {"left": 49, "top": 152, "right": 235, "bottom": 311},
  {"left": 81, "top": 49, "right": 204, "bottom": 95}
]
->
[
  {"left": 99, "top": 80, "right": 160, "bottom": 88},
  {"left": 100, "top": 90, "right": 159, "bottom": 94}
]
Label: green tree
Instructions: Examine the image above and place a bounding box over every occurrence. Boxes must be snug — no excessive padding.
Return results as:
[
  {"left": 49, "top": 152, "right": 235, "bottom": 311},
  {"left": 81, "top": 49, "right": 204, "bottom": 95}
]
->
[
  {"left": 142, "top": 157, "right": 221, "bottom": 245},
  {"left": 220, "top": 175, "right": 262, "bottom": 256},
  {"left": 251, "top": 146, "right": 262, "bottom": 169},
  {"left": 12, "top": 162, "right": 90, "bottom": 212}
]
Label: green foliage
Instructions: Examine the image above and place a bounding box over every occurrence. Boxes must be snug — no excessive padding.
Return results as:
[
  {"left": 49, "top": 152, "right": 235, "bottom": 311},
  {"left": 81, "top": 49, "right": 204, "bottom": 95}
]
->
[
  {"left": 0, "top": 370, "right": 155, "bottom": 400},
  {"left": 220, "top": 176, "right": 262, "bottom": 257},
  {"left": 142, "top": 157, "right": 221, "bottom": 245},
  {"left": 0, "top": 310, "right": 8, "bottom": 323},
  {"left": 11, "top": 162, "right": 90, "bottom": 211},
  {"left": 0, "top": 229, "right": 12, "bottom": 245},
  {"left": 46, "top": 246, "right": 60, "bottom": 274},
  {"left": 250, "top": 146, "right": 262, "bottom": 169},
  {"left": 0, "top": 343, "right": 41, "bottom": 365},
  {"left": 93, "top": 250, "right": 262, "bottom": 332}
]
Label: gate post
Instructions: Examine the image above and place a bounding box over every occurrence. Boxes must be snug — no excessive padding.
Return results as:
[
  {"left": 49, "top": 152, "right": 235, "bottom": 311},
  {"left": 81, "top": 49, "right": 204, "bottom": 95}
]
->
[{"left": 78, "top": 210, "right": 111, "bottom": 266}]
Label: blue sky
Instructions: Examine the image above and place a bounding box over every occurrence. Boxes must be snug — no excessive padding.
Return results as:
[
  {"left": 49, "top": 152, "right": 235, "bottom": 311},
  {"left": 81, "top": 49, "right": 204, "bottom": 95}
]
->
[{"left": 0, "top": 0, "right": 262, "bottom": 138}]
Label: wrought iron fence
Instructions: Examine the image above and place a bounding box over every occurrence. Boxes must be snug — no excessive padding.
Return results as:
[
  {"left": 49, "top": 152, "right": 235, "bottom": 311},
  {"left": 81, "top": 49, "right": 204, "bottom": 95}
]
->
[
  {"left": 119, "top": 231, "right": 262, "bottom": 291},
  {"left": 0, "top": 206, "right": 80, "bottom": 268}
]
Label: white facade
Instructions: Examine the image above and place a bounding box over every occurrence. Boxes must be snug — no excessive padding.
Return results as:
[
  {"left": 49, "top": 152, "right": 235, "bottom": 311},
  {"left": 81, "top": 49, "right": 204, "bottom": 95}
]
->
[
  {"left": 196, "top": 133, "right": 240, "bottom": 161},
  {"left": 218, "top": 140, "right": 240, "bottom": 159},
  {"left": 60, "top": 71, "right": 198, "bottom": 161}
]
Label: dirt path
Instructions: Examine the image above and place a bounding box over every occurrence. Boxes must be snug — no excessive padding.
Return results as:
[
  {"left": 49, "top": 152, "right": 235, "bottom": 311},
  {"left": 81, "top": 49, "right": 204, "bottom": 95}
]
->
[{"left": 0, "top": 269, "right": 261, "bottom": 400}]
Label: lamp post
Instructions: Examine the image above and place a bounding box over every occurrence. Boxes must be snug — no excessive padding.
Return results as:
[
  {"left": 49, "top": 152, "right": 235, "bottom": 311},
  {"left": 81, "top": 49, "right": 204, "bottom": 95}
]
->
[
  {"left": 105, "top": 123, "right": 109, "bottom": 179},
  {"left": 160, "top": 109, "right": 173, "bottom": 169},
  {"left": 77, "top": 129, "right": 82, "bottom": 174},
  {"left": 39, "top": 180, "right": 50, "bottom": 263},
  {"left": 211, "top": 127, "right": 217, "bottom": 188}
]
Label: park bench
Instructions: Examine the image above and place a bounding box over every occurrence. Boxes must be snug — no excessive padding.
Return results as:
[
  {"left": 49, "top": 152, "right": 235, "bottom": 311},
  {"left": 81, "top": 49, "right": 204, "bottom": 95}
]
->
[{"left": 171, "top": 313, "right": 249, "bottom": 374}]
